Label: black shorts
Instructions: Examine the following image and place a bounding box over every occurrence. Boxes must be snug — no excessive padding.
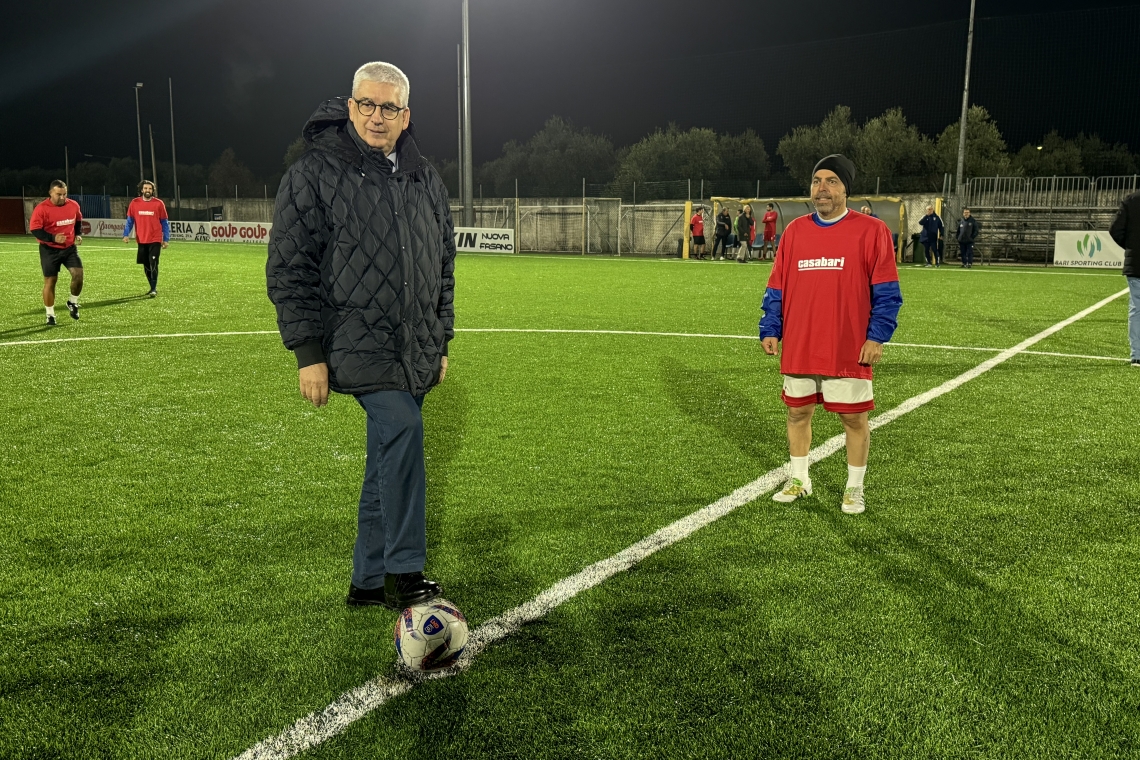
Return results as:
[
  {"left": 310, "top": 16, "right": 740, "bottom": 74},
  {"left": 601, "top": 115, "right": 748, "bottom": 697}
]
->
[
  {"left": 692, "top": 235, "right": 705, "bottom": 245},
  {"left": 136, "top": 242, "right": 162, "bottom": 265},
  {"left": 39, "top": 245, "right": 82, "bottom": 277}
]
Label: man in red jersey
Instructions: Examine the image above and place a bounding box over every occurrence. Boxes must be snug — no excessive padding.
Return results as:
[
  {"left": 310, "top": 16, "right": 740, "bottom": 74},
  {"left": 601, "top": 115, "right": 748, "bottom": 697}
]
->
[
  {"left": 761, "top": 203, "right": 778, "bottom": 259},
  {"left": 29, "top": 180, "right": 84, "bottom": 325},
  {"left": 689, "top": 205, "right": 706, "bottom": 259},
  {"left": 758, "top": 155, "right": 902, "bottom": 514},
  {"left": 123, "top": 180, "right": 170, "bottom": 297}
]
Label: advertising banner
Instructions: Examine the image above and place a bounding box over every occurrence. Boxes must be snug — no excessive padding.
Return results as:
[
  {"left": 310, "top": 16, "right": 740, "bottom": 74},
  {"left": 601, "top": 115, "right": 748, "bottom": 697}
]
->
[
  {"left": 454, "top": 227, "right": 515, "bottom": 253},
  {"left": 80, "top": 218, "right": 273, "bottom": 244},
  {"left": 1053, "top": 231, "right": 1125, "bottom": 268}
]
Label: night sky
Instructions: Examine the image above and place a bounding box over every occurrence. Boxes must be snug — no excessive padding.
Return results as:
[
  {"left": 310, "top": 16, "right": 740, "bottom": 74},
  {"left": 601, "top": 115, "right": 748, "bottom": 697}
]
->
[{"left": 2, "top": 0, "right": 1138, "bottom": 178}]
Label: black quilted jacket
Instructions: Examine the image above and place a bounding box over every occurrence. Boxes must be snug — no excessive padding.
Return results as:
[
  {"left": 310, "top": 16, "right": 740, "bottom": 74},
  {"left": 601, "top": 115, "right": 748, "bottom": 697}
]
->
[{"left": 267, "top": 98, "right": 456, "bottom": 397}]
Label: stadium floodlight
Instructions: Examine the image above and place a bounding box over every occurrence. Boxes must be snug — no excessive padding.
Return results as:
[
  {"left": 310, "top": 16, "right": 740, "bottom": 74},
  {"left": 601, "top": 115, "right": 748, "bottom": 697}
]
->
[
  {"left": 461, "top": 0, "right": 474, "bottom": 227},
  {"left": 134, "top": 83, "right": 145, "bottom": 183},
  {"left": 954, "top": 0, "right": 976, "bottom": 197}
]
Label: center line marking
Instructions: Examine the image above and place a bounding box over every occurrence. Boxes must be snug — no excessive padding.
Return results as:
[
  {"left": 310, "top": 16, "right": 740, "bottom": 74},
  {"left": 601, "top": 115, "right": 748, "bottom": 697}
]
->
[{"left": 233, "top": 288, "right": 1129, "bottom": 760}]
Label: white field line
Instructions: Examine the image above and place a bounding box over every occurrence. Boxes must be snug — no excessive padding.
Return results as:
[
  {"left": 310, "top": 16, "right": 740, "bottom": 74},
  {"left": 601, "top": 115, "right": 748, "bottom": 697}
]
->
[
  {"left": 0, "top": 328, "right": 1130, "bottom": 363},
  {"left": 233, "top": 287, "right": 1129, "bottom": 760}
]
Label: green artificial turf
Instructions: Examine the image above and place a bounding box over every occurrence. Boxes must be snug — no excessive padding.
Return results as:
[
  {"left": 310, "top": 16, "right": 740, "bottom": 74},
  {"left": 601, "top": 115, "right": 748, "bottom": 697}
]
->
[{"left": 0, "top": 236, "right": 1136, "bottom": 759}]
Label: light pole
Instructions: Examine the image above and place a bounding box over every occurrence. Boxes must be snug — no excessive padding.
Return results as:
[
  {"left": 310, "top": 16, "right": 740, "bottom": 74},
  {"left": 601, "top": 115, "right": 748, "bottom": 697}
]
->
[
  {"left": 461, "top": 0, "right": 474, "bottom": 227},
  {"left": 169, "top": 78, "right": 180, "bottom": 212},
  {"left": 134, "top": 83, "right": 145, "bottom": 183},
  {"left": 954, "top": 0, "right": 977, "bottom": 198}
]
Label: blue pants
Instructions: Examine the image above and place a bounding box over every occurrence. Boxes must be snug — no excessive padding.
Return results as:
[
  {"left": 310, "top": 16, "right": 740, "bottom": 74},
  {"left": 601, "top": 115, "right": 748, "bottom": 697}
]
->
[
  {"left": 1129, "top": 276, "right": 1140, "bottom": 361},
  {"left": 924, "top": 241, "right": 940, "bottom": 265},
  {"left": 353, "top": 390, "right": 427, "bottom": 589},
  {"left": 960, "top": 242, "right": 974, "bottom": 266},
  {"left": 712, "top": 235, "right": 729, "bottom": 257}
]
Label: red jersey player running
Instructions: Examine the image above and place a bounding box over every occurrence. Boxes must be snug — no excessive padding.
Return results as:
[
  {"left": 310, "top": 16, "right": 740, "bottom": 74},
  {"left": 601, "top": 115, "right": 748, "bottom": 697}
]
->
[
  {"left": 123, "top": 180, "right": 170, "bottom": 297},
  {"left": 29, "top": 180, "right": 84, "bottom": 325},
  {"left": 759, "top": 154, "right": 902, "bottom": 514}
]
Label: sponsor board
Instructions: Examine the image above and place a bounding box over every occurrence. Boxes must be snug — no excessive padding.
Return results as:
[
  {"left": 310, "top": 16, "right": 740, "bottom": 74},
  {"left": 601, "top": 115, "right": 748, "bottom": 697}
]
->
[
  {"left": 80, "top": 218, "right": 273, "bottom": 244},
  {"left": 454, "top": 227, "right": 514, "bottom": 253},
  {"left": 1053, "top": 231, "right": 1124, "bottom": 268}
]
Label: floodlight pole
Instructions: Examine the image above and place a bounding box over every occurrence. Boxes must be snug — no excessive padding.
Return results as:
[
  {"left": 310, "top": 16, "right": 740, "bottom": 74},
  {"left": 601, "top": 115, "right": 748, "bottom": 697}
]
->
[
  {"left": 954, "top": 0, "right": 976, "bottom": 198},
  {"left": 134, "top": 83, "right": 145, "bottom": 183},
  {"left": 148, "top": 124, "right": 158, "bottom": 186},
  {"left": 170, "top": 78, "right": 180, "bottom": 211},
  {"left": 456, "top": 44, "right": 464, "bottom": 216},
  {"left": 461, "top": 0, "right": 474, "bottom": 227}
]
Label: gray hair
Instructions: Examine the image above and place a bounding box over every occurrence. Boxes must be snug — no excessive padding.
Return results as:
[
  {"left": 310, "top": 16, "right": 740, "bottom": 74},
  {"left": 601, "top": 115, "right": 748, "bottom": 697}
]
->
[{"left": 352, "top": 61, "right": 410, "bottom": 105}]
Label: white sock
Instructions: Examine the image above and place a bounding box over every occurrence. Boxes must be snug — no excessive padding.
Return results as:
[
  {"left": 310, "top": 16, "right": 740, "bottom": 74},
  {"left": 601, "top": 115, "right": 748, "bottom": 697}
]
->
[
  {"left": 46, "top": 305, "right": 55, "bottom": 317},
  {"left": 68, "top": 295, "right": 79, "bottom": 305},
  {"left": 847, "top": 465, "right": 867, "bottom": 489},
  {"left": 790, "top": 456, "right": 809, "bottom": 482}
]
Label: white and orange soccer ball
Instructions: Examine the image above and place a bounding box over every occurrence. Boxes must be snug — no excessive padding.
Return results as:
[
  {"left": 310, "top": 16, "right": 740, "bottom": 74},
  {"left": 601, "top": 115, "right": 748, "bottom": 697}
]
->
[{"left": 393, "top": 598, "right": 469, "bottom": 671}]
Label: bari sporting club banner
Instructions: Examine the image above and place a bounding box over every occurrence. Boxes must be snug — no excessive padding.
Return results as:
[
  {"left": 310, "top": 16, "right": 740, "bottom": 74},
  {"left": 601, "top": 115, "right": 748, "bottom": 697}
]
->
[
  {"left": 453, "top": 227, "right": 515, "bottom": 253},
  {"left": 1053, "top": 231, "right": 1125, "bottom": 268},
  {"left": 80, "top": 219, "right": 273, "bottom": 244}
]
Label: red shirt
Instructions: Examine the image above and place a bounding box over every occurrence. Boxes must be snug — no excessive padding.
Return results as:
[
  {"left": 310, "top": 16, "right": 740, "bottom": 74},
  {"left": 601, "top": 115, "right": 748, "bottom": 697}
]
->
[
  {"left": 127, "top": 197, "right": 169, "bottom": 244},
  {"left": 30, "top": 199, "right": 82, "bottom": 249},
  {"left": 762, "top": 210, "right": 778, "bottom": 237},
  {"left": 690, "top": 213, "right": 704, "bottom": 236},
  {"left": 766, "top": 211, "right": 899, "bottom": 380}
]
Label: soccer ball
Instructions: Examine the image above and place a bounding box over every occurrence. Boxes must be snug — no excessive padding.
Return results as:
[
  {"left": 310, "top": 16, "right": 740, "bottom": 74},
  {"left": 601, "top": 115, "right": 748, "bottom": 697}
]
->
[{"left": 394, "top": 598, "right": 469, "bottom": 671}]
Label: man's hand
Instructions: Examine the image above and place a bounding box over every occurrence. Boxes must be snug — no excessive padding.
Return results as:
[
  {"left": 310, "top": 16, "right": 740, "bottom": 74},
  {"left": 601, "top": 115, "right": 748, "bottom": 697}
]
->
[
  {"left": 161, "top": 241, "right": 168, "bottom": 249},
  {"left": 122, "top": 236, "right": 130, "bottom": 244},
  {"left": 438, "top": 356, "right": 448, "bottom": 383},
  {"left": 54, "top": 233, "right": 67, "bottom": 244},
  {"left": 74, "top": 236, "right": 82, "bottom": 246},
  {"left": 859, "top": 340, "right": 884, "bottom": 366},
  {"left": 299, "top": 362, "right": 329, "bottom": 408},
  {"left": 761, "top": 337, "right": 780, "bottom": 356}
]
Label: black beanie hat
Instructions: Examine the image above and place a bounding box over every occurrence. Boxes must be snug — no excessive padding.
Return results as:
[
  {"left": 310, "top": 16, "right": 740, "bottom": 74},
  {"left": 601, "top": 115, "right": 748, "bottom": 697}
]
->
[{"left": 812, "top": 154, "right": 856, "bottom": 195}]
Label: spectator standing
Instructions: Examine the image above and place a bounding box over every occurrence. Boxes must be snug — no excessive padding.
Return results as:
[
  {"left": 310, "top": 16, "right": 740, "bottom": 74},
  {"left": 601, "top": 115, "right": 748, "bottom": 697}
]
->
[
  {"left": 689, "top": 206, "right": 707, "bottom": 259},
  {"left": 956, "top": 207, "right": 981, "bottom": 268},
  {"left": 918, "top": 205, "right": 944, "bottom": 267},
  {"left": 761, "top": 203, "right": 778, "bottom": 259},
  {"left": 735, "top": 205, "right": 754, "bottom": 262},
  {"left": 714, "top": 206, "right": 732, "bottom": 260},
  {"left": 1108, "top": 189, "right": 1140, "bottom": 367}
]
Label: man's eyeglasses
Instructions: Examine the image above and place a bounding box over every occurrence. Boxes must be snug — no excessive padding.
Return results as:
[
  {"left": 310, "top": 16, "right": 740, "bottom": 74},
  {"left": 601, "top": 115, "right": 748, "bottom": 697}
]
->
[{"left": 353, "top": 99, "right": 406, "bottom": 120}]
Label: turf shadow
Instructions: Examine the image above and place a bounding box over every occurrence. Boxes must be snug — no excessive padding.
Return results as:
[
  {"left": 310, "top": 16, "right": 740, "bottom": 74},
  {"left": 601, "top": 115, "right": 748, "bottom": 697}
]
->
[
  {"left": 659, "top": 355, "right": 785, "bottom": 467},
  {"left": 18, "top": 294, "right": 151, "bottom": 317},
  {"left": 0, "top": 608, "right": 191, "bottom": 759},
  {"left": 804, "top": 504, "right": 1140, "bottom": 754},
  {"left": 0, "top": 323, "right": 55, "bottom": 338}
]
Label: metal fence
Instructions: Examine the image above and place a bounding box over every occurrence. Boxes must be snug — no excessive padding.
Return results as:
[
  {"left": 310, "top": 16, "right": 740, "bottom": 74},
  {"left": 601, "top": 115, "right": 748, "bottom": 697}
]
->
[{"left": 964, "top": 175, "right": 1139, "bottom": 209}]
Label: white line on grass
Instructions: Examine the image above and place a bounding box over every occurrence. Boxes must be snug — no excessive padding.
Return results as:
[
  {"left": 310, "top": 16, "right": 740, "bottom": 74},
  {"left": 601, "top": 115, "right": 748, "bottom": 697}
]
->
[
  {"left": 234, "top": 288, "right": 1129, "bottom": 760},
  {"left": 0, "top": 328, "right": 1130, "bottom": 363}
]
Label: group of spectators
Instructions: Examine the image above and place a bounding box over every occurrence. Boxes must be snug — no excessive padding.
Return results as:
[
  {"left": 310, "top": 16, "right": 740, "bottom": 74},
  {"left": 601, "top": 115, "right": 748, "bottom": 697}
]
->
[
  {"left": 917, "top": 205, "right": 982, "bottom": 268},
  {"left": 689, "top": 204, "right": 778, "bottom": 261}
]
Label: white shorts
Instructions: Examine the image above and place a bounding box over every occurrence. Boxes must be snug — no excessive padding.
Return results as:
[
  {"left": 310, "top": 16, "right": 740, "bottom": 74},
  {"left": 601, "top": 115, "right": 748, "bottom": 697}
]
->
[{"left": 781, "top": 374, "right": 874, "bottom": 413}]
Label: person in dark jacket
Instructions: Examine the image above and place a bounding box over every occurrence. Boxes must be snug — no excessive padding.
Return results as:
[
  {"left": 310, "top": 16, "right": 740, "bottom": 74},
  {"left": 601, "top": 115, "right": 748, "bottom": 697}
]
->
[
  {"left": 266, "top": 61, "right": 456, "bottom": 609},
  {"left": 735, "top": 206, "right": 754, "bottom": 262},
  {"left": 713, "top": 206, "right": 732, "bottom": 259},
  {"left": 918, "top": 205, "right": 944, "bottom": 267},
  {"left": 1108, "top": 190, "right": 1140, "bottom": 366},
  {"left": 955, "top": 207, "right": 981, "bottom": 268}
]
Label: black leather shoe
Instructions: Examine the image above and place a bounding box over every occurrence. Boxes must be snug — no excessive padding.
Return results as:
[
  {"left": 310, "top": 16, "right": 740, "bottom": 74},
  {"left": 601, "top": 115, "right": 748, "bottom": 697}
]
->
[
  {"left": 346, "top": 583, "right": 391, "bottom": 608},
  {"left": 384, "top": 572, "right": 442, "bottom": 608}
]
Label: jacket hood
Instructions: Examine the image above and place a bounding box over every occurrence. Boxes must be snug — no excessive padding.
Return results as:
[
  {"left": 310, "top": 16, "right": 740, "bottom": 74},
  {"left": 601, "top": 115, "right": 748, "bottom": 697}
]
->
[{"left": 301, "top": 96, "right": 427, "bottom": 175}]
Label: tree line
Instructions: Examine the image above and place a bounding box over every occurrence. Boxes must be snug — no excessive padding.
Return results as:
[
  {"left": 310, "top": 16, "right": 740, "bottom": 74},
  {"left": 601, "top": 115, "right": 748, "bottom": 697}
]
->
[{"left": 5, "top": 106, "right": 1136, "bottom": 201}]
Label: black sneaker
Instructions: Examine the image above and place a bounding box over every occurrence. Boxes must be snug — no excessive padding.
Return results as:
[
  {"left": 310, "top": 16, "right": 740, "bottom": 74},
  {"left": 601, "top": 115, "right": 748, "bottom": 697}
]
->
[
  {"left": 148, "top": 290, "right": 157, "bottom": 298},
  {"left": 384, "top": 572, "right": 442, "bottom": 609},
  {"left": 346, "top": 583, "right": 391, "bottom": 608},
  {"left": 1131, "top": 359, "right": 1140, "bottom": 369},
  {"left": 46, "top": 315, "right": 56, "bottom": 326},
  {"left": 66, "top": 301, "right": 79, "bottom": 320}
]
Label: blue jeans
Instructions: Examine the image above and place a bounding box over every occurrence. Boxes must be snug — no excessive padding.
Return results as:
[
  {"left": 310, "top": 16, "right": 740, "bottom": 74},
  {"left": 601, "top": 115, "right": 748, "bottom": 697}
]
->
[
  {"left": 352, "top": 390, "right": 427, "bottom": 589},
  {"left": 960, "top": 242, "right": 974, "bottom": 266},
  {"left": 1129, "top": 276, "right": 1140, "bottom": 361}
]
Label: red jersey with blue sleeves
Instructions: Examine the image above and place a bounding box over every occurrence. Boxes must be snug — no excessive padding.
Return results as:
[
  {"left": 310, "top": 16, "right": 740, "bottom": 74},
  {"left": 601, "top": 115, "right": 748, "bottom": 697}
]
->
[
  {"left": 759, "top": 211, "right": 902, "bottom": 380},
  {"left": 124, "top": 197, "right": 170, "bottom": 244}
]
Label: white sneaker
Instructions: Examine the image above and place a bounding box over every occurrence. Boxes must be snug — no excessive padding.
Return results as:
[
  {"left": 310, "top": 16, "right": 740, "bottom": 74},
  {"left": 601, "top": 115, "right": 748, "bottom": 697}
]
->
[
  {"left": 772, "top": 477, "right": 811, "bottom": 503},
  {"left": 841, "top": 486, "right": 865, "bottom": 515}
]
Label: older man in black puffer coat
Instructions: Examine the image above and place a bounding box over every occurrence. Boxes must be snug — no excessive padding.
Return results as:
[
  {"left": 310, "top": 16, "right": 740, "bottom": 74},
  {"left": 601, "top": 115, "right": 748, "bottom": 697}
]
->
[{"left": 267, "top": 61, "right": 456, "bottom": 610}]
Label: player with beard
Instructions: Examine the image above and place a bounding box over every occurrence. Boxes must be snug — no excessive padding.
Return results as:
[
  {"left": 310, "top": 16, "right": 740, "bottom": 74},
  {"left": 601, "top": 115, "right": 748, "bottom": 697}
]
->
[
  {"left": 29, "top": 180, "right": 84, "bottom": 325},
  {"left": 123, "top": 180, "right": 170, "bottom": 297},
  {"left": 759, "top": 154, "right": 902, "bottom": 514}
]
